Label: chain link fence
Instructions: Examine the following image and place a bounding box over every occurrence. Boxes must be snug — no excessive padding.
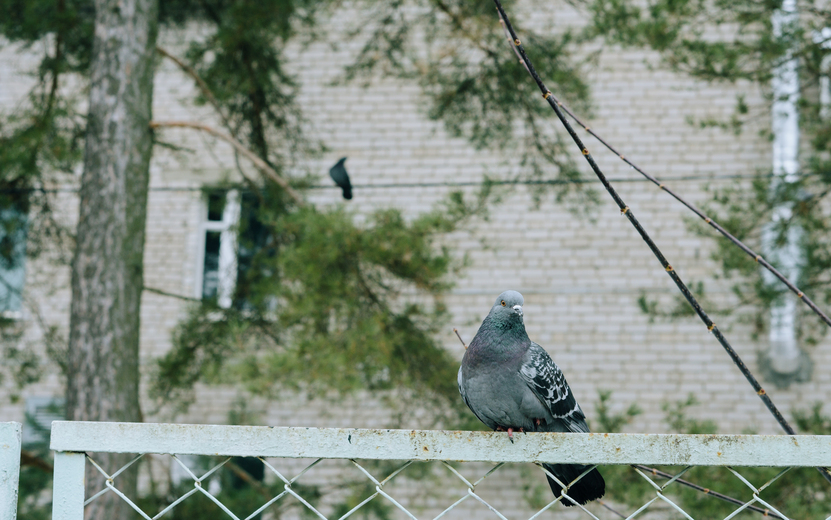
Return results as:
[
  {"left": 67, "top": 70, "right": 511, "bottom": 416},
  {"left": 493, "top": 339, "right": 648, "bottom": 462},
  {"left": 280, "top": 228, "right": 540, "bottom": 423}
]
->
[{"left": 46, "top": 421, "right": 831, "bottom": 520}]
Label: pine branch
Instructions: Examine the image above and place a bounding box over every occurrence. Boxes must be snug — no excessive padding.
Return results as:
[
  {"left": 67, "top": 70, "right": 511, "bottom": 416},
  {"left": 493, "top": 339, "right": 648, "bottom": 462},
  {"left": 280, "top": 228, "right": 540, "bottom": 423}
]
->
[{"left": 155, "top": 46, "right": 268, "bottom": 198}]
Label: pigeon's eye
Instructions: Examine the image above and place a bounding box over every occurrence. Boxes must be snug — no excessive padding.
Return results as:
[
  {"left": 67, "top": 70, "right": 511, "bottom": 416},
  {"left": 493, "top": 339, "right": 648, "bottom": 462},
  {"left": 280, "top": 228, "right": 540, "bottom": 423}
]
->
[{"left": 501, "top": 300, "right": 506, "bottom": 306}]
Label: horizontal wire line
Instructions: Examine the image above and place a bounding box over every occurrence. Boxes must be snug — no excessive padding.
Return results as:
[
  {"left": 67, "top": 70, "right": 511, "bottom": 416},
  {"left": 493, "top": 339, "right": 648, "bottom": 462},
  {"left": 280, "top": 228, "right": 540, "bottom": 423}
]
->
[{"left": 1, "top": 171, "right": 789, "bottom": 195}]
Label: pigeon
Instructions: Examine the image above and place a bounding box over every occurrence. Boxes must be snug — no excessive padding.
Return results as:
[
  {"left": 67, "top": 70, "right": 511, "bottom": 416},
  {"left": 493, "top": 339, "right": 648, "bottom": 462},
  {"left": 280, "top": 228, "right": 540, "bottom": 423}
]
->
[
  {"left": 329, "top": 157, "right": 353, "bottom": 200},
  {"left": 458, "top": 290, "right": 605, "bottom": 506}
]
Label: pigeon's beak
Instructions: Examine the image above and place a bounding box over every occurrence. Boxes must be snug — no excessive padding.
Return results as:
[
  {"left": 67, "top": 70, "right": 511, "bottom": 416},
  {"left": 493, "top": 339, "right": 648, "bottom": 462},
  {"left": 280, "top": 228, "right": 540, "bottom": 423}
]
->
[{"left": 512, "top": 304, "right": 523, "bottom": 317}]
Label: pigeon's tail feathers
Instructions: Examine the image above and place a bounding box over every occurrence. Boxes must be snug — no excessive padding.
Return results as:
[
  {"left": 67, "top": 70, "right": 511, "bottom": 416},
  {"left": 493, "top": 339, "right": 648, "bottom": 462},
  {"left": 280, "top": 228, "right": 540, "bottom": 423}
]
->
[
  {"left": 543, "top": 463, "right": 605, "bottom": 507},
  {"left": 342, "top": 186, "right": 353, "bottom": 200}
]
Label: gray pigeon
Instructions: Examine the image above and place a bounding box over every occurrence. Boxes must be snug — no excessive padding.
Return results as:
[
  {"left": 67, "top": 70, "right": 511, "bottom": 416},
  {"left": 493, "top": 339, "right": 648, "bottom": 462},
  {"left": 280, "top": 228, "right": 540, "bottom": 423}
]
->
[
  {"left": 458, "top": 290, "right": 605, "bottom": 506},
  {"left": 329, "top": 157, "right": 353, "bottom": 200}
]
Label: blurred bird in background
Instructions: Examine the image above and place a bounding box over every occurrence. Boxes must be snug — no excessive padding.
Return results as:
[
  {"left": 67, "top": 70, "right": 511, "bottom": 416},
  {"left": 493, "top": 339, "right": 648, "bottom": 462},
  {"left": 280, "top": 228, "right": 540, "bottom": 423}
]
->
[{"left": 329, "top": 157, "right": 353, "bottom": 200}]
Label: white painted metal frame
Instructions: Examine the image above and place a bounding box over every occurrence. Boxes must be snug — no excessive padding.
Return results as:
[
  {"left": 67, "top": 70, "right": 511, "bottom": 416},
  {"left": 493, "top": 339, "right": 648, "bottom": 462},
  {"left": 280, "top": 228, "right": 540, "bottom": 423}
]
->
[
  {"left": 50, "top": 422, "right": 831, "bottom": 466},
  {"left": 193, "top": 189, "right": 241, "bottom": 308},
  {"left": 0, "top": 422, "right": 21, "bottom": 520},
  {"left": 49, "top": 422, "right": 831, "bottom": 520}
]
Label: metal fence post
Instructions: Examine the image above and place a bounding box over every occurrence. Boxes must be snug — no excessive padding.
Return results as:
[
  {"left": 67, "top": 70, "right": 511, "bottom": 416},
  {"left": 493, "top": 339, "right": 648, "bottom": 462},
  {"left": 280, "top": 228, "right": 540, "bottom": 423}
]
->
[
  {"left": 51, "top": 451, "right": 86, "bottom": 520},
  {"left": 0, "top": 422, "right": 21, "bottom": 520}
]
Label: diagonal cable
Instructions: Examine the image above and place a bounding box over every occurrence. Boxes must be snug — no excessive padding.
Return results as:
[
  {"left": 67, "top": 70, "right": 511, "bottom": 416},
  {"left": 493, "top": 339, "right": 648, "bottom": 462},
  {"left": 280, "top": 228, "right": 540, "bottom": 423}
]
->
[
  {"left": 633, "top": 465, "right": 788, "bottom": 519},
  {"left": 496, "top": 13, "right": 831, "bottom": 330},
  {"left": 491, "top": 0, "right": 831, "bottom": 485},
  {"left": 723, "top": 466, "right": 792, "bottom": 520}
]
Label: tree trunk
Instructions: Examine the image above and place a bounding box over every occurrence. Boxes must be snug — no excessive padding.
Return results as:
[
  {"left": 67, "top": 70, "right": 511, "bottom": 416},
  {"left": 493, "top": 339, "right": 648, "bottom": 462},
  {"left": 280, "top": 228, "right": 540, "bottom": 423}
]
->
[{"left": 65, "top": 0, "right": 158, "bottom": 518}]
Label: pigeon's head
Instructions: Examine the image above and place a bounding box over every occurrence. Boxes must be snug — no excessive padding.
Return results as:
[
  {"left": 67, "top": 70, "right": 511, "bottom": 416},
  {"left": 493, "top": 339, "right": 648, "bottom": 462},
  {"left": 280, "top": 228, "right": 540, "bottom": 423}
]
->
[{"left": 490, "top": 290, "right": 524, "bottom": 322}]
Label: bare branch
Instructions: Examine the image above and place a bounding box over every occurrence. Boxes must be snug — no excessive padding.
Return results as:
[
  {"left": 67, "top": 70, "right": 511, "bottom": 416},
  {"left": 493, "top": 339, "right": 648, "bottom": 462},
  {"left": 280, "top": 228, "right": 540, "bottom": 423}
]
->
[
  {"left": 453, "top": 328, "right": 467, "bottom": 349},
  {"left": 20, "top": 450, "right": 54, "bottom": 473},
  {"left": 149, "top": 120, "right": 305, "bottom": 206},
  {"left": 144, "top": 286, "right": 201, "bottom": 302},
  {"left": 156, "top": 47, "right": 232, "bottom": 130}
]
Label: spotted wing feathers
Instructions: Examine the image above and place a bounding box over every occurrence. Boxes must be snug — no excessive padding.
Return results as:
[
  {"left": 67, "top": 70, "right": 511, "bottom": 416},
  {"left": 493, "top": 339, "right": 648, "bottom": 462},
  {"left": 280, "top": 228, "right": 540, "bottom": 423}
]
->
[{"left": 520, "top": 343, "right": 589, "bottom": 433}]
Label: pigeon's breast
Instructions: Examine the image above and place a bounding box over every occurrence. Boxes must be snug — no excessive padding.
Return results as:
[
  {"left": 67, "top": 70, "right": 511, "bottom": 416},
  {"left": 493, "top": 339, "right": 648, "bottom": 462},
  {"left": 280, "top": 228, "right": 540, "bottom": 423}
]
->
[{"left": 461, "top": 358, "right": 540, "bottom": 431}]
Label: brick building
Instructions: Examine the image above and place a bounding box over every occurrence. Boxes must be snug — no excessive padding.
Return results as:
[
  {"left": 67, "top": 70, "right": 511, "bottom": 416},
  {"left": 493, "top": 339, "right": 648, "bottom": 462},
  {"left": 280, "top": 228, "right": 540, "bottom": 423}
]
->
[{"left": 1, "top": 2, "right": 828, "bottom": 517}]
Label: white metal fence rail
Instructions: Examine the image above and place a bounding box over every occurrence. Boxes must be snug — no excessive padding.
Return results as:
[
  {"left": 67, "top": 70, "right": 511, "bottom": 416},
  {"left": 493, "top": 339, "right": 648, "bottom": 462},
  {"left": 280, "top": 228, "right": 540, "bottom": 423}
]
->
[
  {"left": 0, "top": 422, "right": 21, "bottom": 520},
  {"left": 49, "top": 421, "right": 831, "bottom": 520}
]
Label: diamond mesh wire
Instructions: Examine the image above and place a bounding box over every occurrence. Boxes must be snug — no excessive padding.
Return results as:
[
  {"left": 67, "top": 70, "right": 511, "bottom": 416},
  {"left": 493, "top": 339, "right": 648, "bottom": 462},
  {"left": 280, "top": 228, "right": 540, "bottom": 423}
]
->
[{"left": 76, "top": 450, "right": 820, "bottom": 520}]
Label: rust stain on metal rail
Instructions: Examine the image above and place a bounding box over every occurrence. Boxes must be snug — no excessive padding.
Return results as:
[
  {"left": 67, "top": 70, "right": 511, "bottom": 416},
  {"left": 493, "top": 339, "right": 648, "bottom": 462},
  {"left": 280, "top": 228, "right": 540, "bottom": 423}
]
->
[{"left": 49, "top": 422, "right": 831, "bottom": 467}]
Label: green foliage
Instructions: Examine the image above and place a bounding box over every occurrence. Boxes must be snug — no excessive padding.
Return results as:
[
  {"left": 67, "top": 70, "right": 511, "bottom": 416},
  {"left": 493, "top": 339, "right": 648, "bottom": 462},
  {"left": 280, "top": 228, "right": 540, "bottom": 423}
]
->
[
  {"left": 585, "top": 0, "right": 831, "bottom": 347},
  {"left": 602, "top": 394, "right": 831, "bottom": 517},
  {"left": 16, "top": 412, "right": 54, "bottom": 520},
  {"left": 662, "top": 393, "right": 718, "bottom": 434},
  {"left": 161, "top": 0, "right": 324, "bottom": 167},
  {"left": 152, "top": 187, "right": 490, "bottom": 427},
  {"left": 594, "top": 388, "right": 642, "bottom": 433},
  {"left": 793, "top": 402, "right": 831, "bottom": 435},
  {"left": 0, "top": 0, "right": 600, "bottom": 408},
  {"left": 134, "top": 454, "right": 332, "bottom": 520},
  {"left": 0, "top": 0, "right": 94, "bottom": 71},
  {"left": 585, "top": 0, "right": 790, "bottom": 82},
  {"left": 346, "top": 0, "right": 599, "bottom": 210},
  {"left": 0, "top": 0, "right": 89, "bottom": 392}
]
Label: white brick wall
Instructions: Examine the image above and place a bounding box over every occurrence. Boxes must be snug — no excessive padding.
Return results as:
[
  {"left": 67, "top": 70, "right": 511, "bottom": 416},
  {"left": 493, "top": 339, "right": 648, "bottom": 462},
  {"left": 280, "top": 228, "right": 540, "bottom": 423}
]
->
[{"left": 1, "top": 0, "right": 828, "bottom": 451}]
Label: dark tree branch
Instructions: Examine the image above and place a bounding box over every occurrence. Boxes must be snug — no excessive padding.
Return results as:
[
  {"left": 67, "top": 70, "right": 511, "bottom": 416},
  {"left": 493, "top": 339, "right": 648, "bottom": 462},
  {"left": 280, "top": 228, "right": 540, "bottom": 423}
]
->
[
  {"left": 20, "top": 450, "right": 53, "bottom": 473},
  {"left": 144, "top": 286, "right": 200, "bottom": 302},
  {"left": 453, "top": 328, "right": 467, "bottom": 349}
]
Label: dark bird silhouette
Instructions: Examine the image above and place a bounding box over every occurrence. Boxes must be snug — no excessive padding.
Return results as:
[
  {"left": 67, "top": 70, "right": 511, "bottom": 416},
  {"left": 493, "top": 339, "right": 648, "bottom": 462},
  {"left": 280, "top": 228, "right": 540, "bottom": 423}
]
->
[
  {"left": 458, "top": 290, "right": 605, "bottom": 506},
  {"left": 329, "top": 157, "right": 353, "bottom": 200}
]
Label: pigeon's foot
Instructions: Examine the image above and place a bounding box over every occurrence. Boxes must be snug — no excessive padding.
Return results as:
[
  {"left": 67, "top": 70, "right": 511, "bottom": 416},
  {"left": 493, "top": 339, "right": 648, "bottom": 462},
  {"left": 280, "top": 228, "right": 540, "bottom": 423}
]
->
[{"left": 496, "top": 426, "right": 525, "bottom": 443}]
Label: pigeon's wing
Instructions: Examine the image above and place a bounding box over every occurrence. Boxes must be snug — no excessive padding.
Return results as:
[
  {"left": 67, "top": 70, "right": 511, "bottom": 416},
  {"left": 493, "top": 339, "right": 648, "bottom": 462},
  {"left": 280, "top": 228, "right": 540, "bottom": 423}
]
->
[{"left": 519, "top": 343, "right": 590, "bottom": 433}]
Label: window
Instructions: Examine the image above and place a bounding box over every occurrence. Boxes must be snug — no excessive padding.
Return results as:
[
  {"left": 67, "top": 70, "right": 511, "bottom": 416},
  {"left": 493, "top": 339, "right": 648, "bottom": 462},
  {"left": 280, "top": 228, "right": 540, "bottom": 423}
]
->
[
  {"left": 197, "top": 190, "right": 240, "bottom": 308},
  {"left": 196, "top": 189, "right": 276, "bottom": 310}
]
